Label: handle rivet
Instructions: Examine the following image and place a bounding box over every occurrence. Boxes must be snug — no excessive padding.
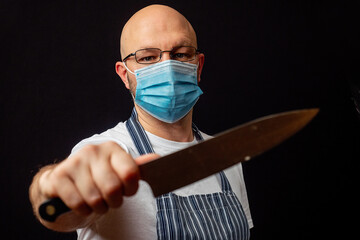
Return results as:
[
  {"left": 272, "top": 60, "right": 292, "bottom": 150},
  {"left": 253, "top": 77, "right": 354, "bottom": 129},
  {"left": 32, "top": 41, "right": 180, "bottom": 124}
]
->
[{"left": 46, "top": 205, "right": 56, "bottom": 216}]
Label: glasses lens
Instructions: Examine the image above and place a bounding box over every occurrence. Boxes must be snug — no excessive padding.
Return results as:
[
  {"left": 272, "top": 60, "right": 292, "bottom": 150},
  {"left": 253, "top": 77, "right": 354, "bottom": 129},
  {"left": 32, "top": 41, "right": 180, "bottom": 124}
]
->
[
  {"left": 135, "top": 47, "right": 198, "bottom": 64},
  {"left": 172, "top": 47, "right": 197, "bottom": 62},
  {"left": 135, "top": 49, "right": 161, "bottom": 64}
]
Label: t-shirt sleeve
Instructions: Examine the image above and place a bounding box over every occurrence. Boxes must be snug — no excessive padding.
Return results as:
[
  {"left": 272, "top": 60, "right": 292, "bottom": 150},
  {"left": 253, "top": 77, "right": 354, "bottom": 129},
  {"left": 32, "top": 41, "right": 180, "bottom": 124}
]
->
[{"left": 70, "top": 134, "right": 130, "bottom": 156}]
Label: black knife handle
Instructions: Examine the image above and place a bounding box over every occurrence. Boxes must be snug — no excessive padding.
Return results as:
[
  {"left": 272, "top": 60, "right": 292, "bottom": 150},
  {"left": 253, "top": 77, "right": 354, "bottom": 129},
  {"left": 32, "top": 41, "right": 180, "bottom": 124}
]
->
[{"left": 38, "top": 197, "right": 70, "bottom": 222}]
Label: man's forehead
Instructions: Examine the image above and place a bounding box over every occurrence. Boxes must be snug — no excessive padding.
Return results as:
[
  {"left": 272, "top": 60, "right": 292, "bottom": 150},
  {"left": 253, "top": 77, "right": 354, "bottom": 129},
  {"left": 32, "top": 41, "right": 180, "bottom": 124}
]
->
[
  {"left": 130, "top": 36, "right": 195, "bottom": 51},
  {"left": 120, "top": 5, "right": 197, "bottom": 57}
]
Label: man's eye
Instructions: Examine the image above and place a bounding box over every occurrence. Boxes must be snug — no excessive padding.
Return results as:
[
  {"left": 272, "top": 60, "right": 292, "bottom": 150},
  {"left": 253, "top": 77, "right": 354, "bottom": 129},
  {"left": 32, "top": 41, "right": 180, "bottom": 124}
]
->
[
  {"left": 173, "top": 53, "right": 187, "bottom": 59},
  {"left": 138, "top": 56, "right": 157, "bottom": 62}
]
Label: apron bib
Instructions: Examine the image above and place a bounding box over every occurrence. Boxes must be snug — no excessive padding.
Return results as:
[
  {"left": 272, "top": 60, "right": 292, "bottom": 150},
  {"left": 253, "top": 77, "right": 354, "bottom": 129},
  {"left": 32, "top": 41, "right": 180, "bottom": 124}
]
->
[{"left": 126, "top": 108, "right": 250, "bottom": 240}]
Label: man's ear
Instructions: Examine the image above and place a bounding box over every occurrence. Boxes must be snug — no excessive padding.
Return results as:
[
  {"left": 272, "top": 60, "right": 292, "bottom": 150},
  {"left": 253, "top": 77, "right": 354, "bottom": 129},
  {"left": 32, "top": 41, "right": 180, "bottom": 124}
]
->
[
  {"left": 197, "top": 53, "right": 205, "bottom": 83},
  {"left": 115, "top": 61, "right": 130, "bottom": 89}
]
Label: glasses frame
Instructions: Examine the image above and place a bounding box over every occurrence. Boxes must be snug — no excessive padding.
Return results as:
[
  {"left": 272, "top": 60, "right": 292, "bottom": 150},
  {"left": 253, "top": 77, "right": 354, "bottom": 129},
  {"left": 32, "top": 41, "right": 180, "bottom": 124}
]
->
[{"left": 122, "top": 46, "right": 200, "bottom": 64}]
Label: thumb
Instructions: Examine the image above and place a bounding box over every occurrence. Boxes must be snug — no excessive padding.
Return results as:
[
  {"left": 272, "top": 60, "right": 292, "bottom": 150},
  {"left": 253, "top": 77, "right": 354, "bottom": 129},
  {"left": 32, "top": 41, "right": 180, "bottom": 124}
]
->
[{"left": 134, "top": 153, "right": 160, "bottom": 165}]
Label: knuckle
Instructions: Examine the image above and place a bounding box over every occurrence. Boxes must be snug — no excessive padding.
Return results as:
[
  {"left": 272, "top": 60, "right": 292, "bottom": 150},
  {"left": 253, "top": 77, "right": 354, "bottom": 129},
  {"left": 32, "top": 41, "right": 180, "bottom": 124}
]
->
[
  {"left": 101, "top": 141, "right": 119, "bottom": 150},
  {"left": 87, "top": 196, "right": 108, "bottom": 214},
  {"left": 63, "top": 193, "right": 94, "bottom": 216},
  {"left": 122, "top": 164, "right": 139, "bottom": 181},
  {"left": 68, "top": 197, "right": 84, "bottom": 210},
  {"left": 64, "top": 193, "right": 84, "bottom": 210},
  {"left": 81, "top": 144, "right": 99, "bottom": 156},
  {"left": 38, "top": 172, "right": 57, "bottom": 196},
  {"left": 51, "top": 165, "right": 68, "bottom": 179},
  {"left": 54, "top": 157, "right": 82, "bottom": 176},
  {"left": 103, "top": 181, "right": 122, "bottom": 198},
  {"left": 87, "top": 195, "right": 103, "bottom": 207}
]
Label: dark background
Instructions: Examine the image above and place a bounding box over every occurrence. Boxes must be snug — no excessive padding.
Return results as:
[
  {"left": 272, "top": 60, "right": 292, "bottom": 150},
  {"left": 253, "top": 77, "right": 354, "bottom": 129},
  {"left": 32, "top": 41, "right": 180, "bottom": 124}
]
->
[{"left": 1, "top": 0, "right": 359, "bottom": 239}]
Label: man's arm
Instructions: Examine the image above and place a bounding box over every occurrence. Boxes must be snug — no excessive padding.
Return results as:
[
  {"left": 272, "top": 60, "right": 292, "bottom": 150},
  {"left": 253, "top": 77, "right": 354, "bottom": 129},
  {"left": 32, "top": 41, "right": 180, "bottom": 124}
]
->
[{"left": 29, "top": 141, "right": 159, "bottom": 232}]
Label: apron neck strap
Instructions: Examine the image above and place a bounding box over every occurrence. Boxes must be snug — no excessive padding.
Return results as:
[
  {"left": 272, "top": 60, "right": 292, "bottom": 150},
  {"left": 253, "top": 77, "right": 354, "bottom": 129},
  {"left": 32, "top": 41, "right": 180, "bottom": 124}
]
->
[
  {"left": 126, "top": 108, "right": 154, "bottom": 155},
  {"left": 191, "top": 122, "right": 203, "bottom": 142}
]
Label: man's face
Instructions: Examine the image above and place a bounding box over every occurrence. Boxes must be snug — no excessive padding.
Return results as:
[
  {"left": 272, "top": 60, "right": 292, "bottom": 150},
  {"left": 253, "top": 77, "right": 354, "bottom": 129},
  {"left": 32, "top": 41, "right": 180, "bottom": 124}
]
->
[{"left": 116, "top": 5, "right": 204, "bottom": 97}]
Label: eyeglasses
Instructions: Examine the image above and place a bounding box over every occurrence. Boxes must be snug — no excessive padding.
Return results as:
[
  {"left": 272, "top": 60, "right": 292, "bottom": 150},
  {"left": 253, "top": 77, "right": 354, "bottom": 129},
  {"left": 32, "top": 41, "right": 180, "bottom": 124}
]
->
[{"left": 122, "top": 46, "right": 200, "bottom": 64}]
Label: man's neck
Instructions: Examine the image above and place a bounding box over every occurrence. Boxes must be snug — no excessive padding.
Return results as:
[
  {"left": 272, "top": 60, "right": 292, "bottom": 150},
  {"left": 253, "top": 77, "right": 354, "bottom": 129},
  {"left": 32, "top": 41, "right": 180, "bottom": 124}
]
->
[{"left": 134, "top": 105, "right": 194, "bottom": 142}]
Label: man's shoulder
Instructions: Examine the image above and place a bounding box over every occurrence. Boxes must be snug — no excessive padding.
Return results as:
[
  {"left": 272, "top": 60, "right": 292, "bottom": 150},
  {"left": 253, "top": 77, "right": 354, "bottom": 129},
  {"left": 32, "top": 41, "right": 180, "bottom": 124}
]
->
[
  {"left": 83, "top": 121, "right": 129, "bottom": 141},
  {"left": 70, "top": 121, "right": 132, "bottom": 154}
]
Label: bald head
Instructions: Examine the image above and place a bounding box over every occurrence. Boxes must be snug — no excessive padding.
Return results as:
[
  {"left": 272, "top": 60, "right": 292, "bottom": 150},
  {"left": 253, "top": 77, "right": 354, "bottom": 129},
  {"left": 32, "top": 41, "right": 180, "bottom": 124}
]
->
[{"left": 120, "top": 4, "right": 197, "bottom": 59}]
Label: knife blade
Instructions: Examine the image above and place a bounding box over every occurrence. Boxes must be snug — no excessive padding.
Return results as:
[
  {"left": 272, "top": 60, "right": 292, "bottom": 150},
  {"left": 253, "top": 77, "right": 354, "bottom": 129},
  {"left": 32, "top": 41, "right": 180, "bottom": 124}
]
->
[{"left": 38, "top": 108, "right": 319, "bottom": 222}]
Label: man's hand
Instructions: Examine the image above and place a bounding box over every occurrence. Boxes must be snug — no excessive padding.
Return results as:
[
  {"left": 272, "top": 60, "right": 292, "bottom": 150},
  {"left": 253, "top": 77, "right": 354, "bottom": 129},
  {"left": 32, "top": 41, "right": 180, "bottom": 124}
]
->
[{"left": 30, "top": 141, "right": 159, "bottom": 231}]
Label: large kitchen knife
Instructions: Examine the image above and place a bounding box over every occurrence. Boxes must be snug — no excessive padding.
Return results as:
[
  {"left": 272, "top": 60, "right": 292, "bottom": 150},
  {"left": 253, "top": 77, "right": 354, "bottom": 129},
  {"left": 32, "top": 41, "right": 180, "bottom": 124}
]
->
[{"left": 39, "top": 108, "right": 318, "bottom": 222}]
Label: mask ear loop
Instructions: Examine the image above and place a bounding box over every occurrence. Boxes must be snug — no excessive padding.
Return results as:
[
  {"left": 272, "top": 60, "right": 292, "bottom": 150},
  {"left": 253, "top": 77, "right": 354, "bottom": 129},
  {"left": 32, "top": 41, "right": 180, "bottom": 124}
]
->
[
  {"left": 123, "top": 61, "right": 135, "bottom": 75},
  {"left": 122, "top": 61, "right": 136, "bottom": 100}
]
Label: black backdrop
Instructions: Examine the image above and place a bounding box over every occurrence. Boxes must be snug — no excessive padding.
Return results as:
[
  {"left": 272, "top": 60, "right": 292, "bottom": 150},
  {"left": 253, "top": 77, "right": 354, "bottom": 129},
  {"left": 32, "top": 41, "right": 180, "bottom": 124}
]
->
[{"left": 1, "top": 0, "right": 359, "bottom": 239}]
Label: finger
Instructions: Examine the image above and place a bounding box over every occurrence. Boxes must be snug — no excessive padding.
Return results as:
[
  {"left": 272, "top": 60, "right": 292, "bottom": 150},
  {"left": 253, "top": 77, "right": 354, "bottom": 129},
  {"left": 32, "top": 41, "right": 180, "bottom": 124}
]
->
[
  {"left": 55, "top": 177, "right": 92, "bottom": 216},
  {"left": 90, "top": 158, "right": 123, "bottom": 208},
  {"left": 68, "top": 156, "right": 108, "bottom": 214},
  {"left": 134, "top": 153, "right": 160, "bottom": 165},
  {"left": 110, "top": 150, "right": 140, "bottom": 196},
  {"left": 46, "top": 165, "right": 92, "bottom": 216}
]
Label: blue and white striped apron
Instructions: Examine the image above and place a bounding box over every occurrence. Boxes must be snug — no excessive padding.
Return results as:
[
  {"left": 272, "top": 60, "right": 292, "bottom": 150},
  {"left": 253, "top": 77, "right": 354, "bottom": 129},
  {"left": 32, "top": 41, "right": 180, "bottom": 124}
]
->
[{"left": 126, "top": 108, "right": 250, "bottom": 240}]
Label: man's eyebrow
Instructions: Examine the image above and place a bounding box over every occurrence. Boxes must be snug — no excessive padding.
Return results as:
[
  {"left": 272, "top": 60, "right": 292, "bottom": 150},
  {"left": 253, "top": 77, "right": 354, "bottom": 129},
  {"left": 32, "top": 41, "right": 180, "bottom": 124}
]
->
[
  {"left": 136, "top": 40, "right": 195, "bottom": 51},
  {"left": 136, "top": 44, "right": 195, "bottom": 51},
  {"left": 136, "top": 45, "right": 157, "bottom": 50},
  {"left": 173, "top": 40, "right": 195, "bottom": 48}
]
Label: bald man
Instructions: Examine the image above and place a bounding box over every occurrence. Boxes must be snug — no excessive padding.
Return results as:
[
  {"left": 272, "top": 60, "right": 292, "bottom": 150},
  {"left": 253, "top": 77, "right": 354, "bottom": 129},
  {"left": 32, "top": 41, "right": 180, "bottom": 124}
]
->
[{"left": 29, "top": 5, "right": 253, "bottom": 239}]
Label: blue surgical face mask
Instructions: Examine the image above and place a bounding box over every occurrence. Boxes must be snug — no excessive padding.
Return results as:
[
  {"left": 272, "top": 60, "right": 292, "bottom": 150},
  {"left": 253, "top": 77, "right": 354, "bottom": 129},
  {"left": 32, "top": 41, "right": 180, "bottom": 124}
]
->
[{"left": 125, "top": 60, "right": 203, "bottom": 123}]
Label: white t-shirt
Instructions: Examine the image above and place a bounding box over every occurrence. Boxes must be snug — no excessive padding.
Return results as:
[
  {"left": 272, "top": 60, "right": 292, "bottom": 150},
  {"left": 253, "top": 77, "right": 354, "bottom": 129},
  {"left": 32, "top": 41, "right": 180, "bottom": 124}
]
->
[{"left": 74, "top": 122, "right": 253, "bottom": 240}]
